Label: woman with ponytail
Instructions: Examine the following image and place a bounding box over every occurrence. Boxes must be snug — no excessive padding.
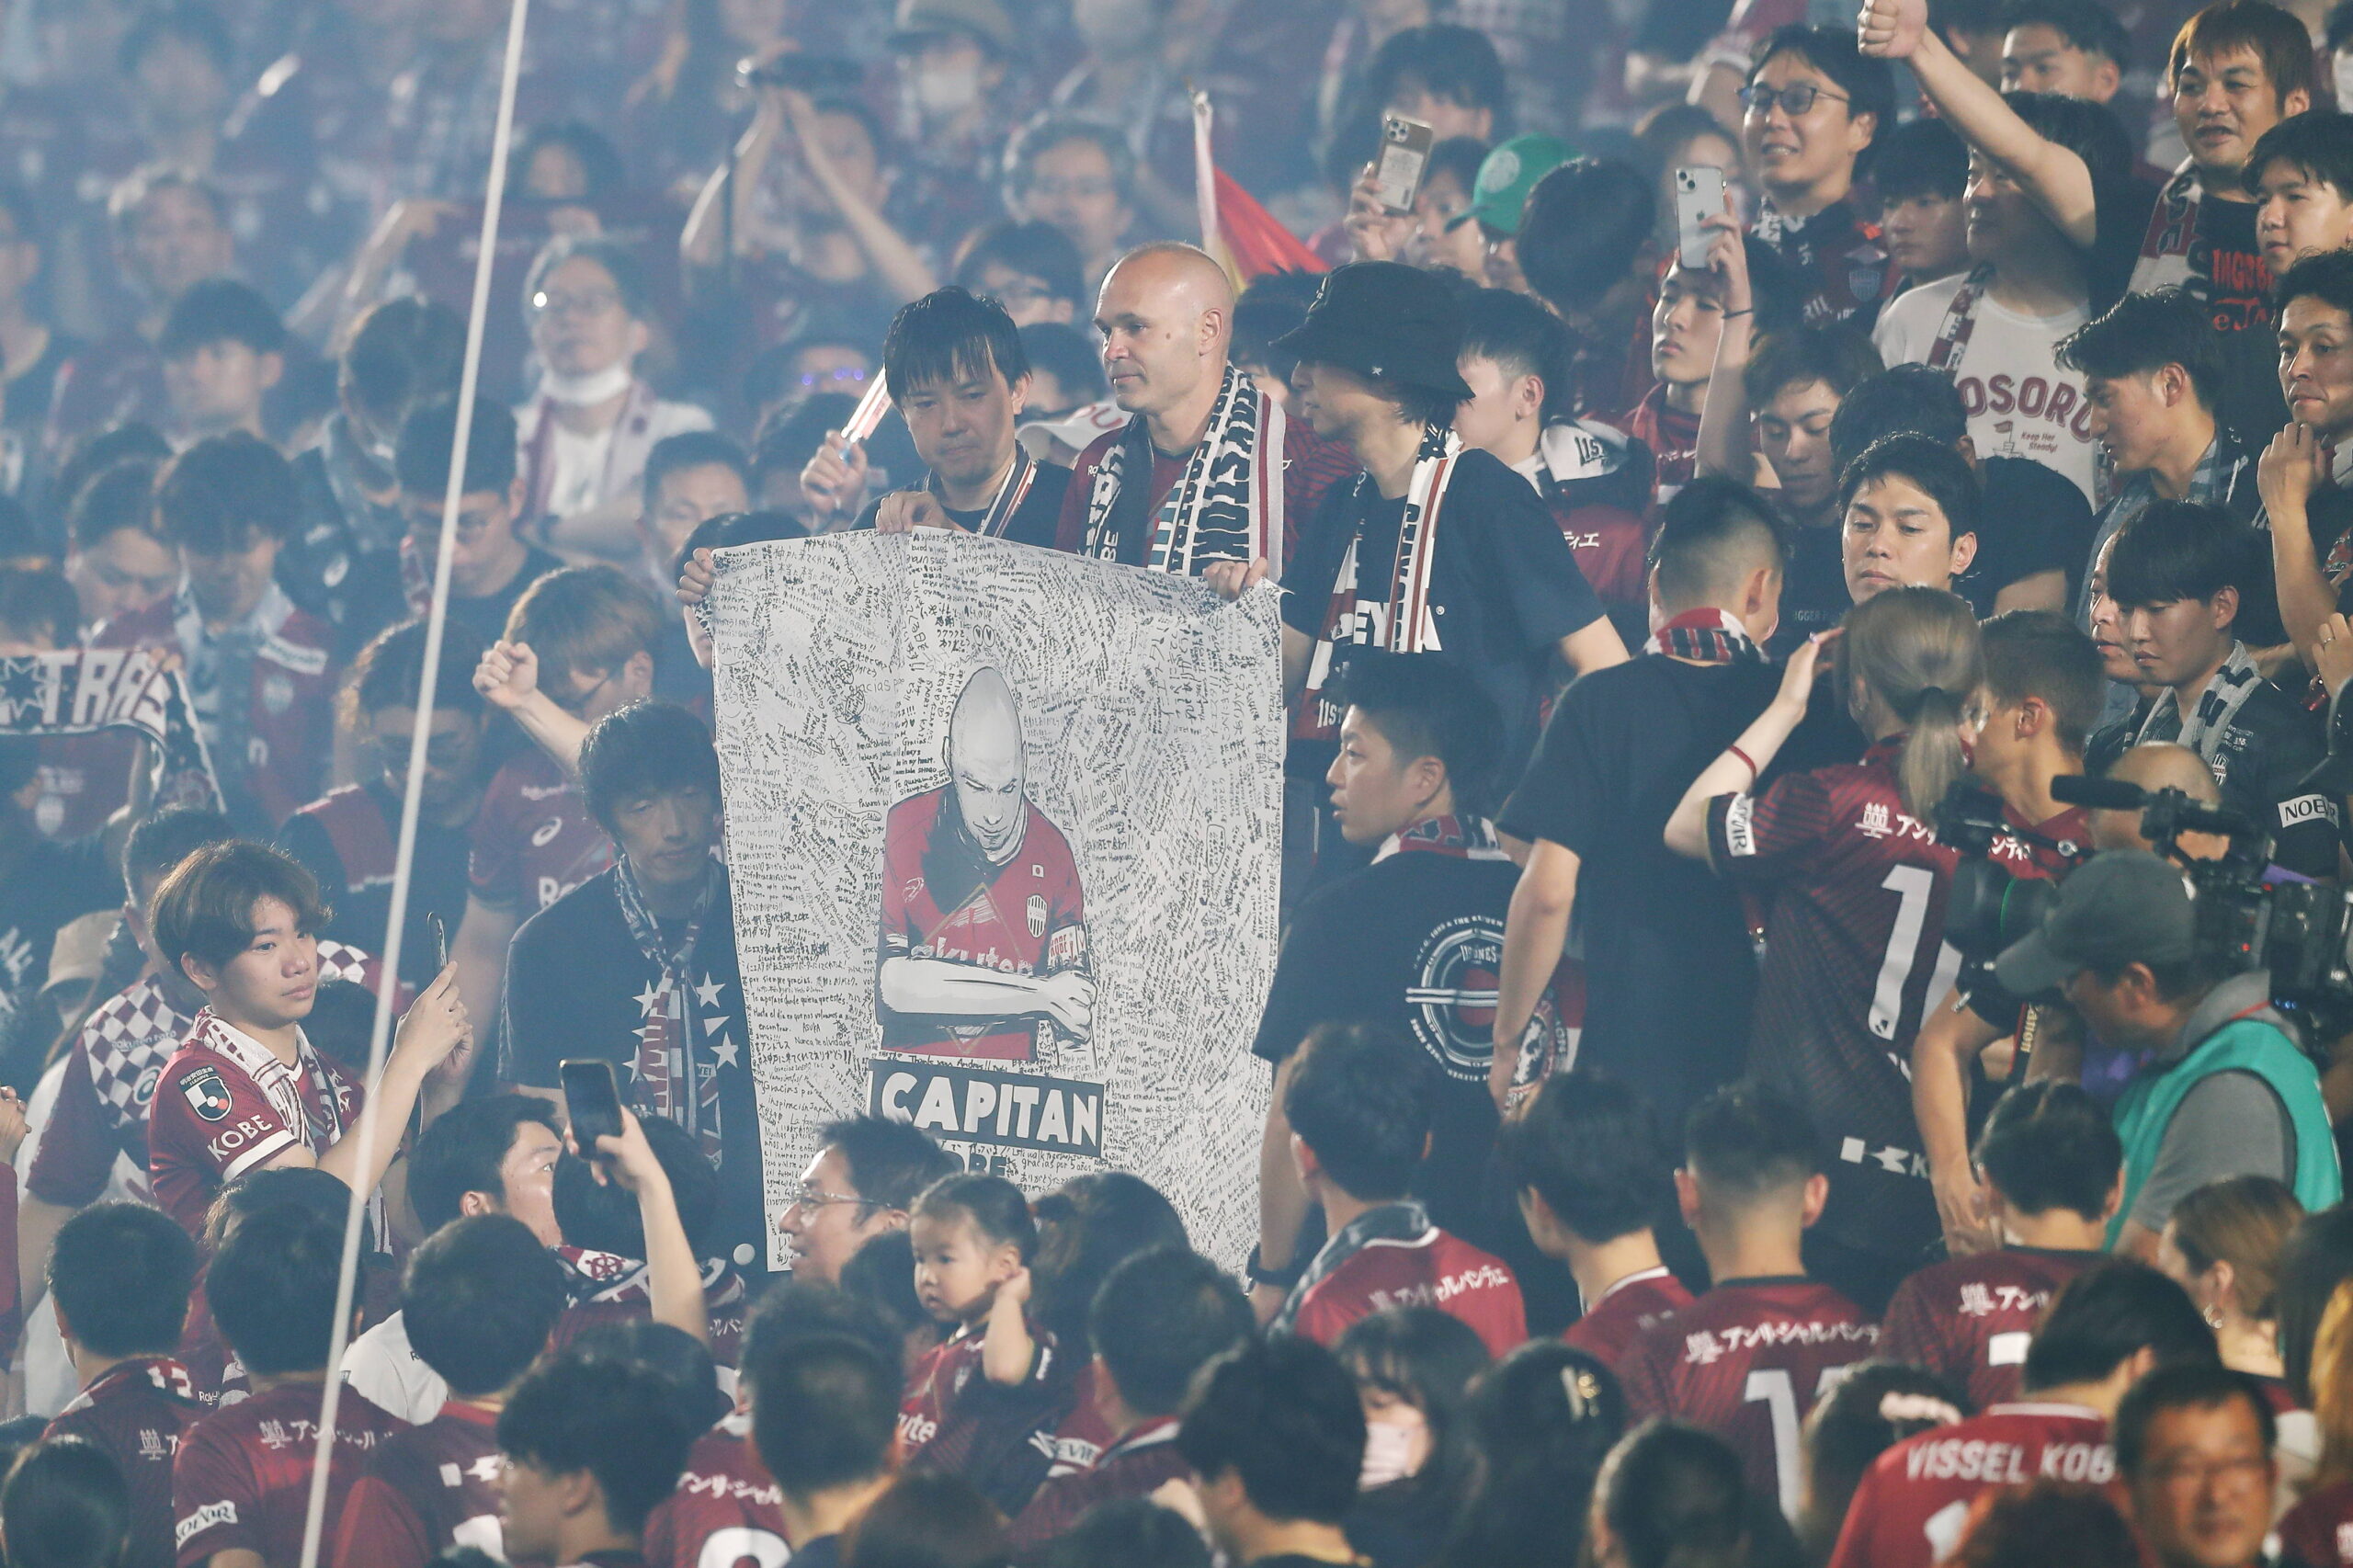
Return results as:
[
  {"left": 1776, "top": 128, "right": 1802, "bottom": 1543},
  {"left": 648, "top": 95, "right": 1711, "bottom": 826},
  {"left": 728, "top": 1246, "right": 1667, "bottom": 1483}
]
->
[{"left": 1666, "top": 585, "right": 1983, "bottom": 1313}]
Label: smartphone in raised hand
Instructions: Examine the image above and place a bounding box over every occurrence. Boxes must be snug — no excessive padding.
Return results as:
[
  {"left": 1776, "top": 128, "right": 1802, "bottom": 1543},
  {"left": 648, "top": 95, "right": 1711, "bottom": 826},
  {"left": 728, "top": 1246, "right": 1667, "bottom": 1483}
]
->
[
  {"left": 1675, "top": 165, "right": 1728, "bottom": 270},
  {"left": 1373, "top": 116, "right": 1436, "bottom": 214},
  {"left": 560, "top": 1059, "right": 625, "bottom": 1154}
]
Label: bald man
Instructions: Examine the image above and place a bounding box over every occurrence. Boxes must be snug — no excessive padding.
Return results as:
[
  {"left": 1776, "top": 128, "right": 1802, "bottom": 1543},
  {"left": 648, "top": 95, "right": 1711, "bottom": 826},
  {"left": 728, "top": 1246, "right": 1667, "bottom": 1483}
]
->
[
  {"left": 876, "top": 666, "right": 1092, "bottom": 1060},
  {"left": 1054, "top": 242, "right": 1351, "bottom": 584},
  {"left": 2089, "top": 743, "right": 2234, "bottom": 860}
]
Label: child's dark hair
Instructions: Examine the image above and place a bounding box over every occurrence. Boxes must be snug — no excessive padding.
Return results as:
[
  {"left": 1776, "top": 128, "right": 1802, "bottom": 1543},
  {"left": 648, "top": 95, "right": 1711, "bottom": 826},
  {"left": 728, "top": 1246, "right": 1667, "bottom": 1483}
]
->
[
  {"left": 912, "top": 1173, "right": 1037, "bottom": 1262},
  {"left": 1799, "top": 1364, "right": 1966, "bottom": 1561},
  {"left": 3, "top": 1439, "right": 132, "bottom": 1568}
]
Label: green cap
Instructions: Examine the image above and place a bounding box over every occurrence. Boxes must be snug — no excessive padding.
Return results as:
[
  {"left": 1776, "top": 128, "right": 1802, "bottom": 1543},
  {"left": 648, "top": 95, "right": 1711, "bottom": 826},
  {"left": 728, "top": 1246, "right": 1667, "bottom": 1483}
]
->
[{"left": 1448, "top": 133, "right": 1574, "bottom": 237}]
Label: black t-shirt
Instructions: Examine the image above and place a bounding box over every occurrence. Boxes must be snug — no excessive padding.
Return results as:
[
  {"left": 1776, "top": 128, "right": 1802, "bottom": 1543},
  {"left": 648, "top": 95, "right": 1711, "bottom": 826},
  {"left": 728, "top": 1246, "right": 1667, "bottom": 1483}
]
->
[
  {"left": 504, "top": 864, "right": 767, "bottom": 1270},
  {"left": 1772, "top": 517, "right": 1847, "bottom": 658},
  {"left": 1250, "top": 840, "right": 1513, "bottom": 1243},
  {"left": 1966, "top": 456, "right": 2091, "bottom": 615},
  {"left": 447, "top": 543, "right": 563, "bottom": 647},
  {"left": 850, "top": 460, "right": 1071, "bottom": 550},
  {"left": 0, "top": 826, "right": 114, "bottom": 1081},
  {"left": 2189, "top": 196, "right": 2292, "bottom": 444},
  {"left": 274, "top": 781, "right": 472, "bottom": 988},
  {"left": 1284, "top": 451, "right": 1606, "bottom": 778},
  {"left": 1498, "top": 653, "right": 1780, "bottom": 1130}
]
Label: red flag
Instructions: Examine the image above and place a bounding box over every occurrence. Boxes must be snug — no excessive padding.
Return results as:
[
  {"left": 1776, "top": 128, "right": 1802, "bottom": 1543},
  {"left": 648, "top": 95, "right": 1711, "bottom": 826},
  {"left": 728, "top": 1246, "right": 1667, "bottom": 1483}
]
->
[{"left": 1193, "top": 90, "right": 1326, "bottom": 284}]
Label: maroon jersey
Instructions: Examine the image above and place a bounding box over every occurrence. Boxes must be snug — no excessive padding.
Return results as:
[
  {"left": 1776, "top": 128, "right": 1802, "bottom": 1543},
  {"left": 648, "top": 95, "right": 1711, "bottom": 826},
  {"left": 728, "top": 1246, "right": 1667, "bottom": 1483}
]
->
[
  {"left": 641, "top": 1415, "right": 786, "bottom": 1568},
  {"left": 45, "top": 1358, "right": 202, "bottom": 1568},
  {"left": 468, "top": 746, "right": 612, "bottom": 916},
  {"left": 1037, "top": 1362, "right": 1120, "bottom": 1480},
  {"left": 877, "top": 786, "right": 1087, "bottom": 1061},
  {"left": 148, "top": 1011, "right": 365, "bottom": 1238},
  {"left": 1749, "top": 198, "right": 1895, "bottom": 328},
  {"left": 1009, "top": 1417, "right": 1188, "bottom": 1550},
  {"left": 1052, "top": 420, "right": 1350, "bottom": 570},
  {"left": 1286, "top": 1211, "right": 1528, "bottom": 1359},
  {"left": 1564, "top": 1268, "right": 1695, "bottom": 1373},
  {"left": 172, "top": 1381, "right": 405, "bottom": 1568},
  {"left": 2280, "top": 1478, "right": 2353, "bottom": 1568},
  {"left": 898, "top": 1328, "right": 983, "bottom": 1457},
  {"left": 332, "top": 1402, "right": 502, "bottom": 1568},
  {"left": 1625, "top": 386, "right": 1699, "bottom": 505},
  {"left": 1879, "top": 1248, "right": 2098, "bottom": 1412},
  {"left": 1707, "top": 738, "right": 1960, "bottom": 1259},
  {"left": 1826, "top": 1403, "right": 2115, "bottom": 1568},
  {"left": 548, "top": 1249, "right": 750, "bottom": 1367},
  {"left": 1619, "top": 1278, "right": 1879, "bottom": 1517}
]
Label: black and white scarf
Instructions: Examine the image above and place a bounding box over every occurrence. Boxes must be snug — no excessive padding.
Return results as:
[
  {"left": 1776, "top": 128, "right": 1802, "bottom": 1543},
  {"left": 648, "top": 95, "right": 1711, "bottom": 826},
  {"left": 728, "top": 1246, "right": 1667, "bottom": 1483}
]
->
[
  {"left": 2133, "top": 641, "right": 2261, "bottom": 760},
  {"left": 612, "top": 855, "right": 725, "bottom": 1160},
  {"left": 1080, "top": 362, "right": 1283, "bottom": 574}
]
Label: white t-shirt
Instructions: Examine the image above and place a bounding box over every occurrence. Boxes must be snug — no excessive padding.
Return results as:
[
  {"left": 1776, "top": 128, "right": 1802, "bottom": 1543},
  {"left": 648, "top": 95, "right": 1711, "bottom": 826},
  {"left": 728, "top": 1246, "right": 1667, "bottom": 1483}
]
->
[
  {"left": 340, "top": 1309, "right": 449, "bottom": 1425},
  {"left": 1873, "top": 273, "right": 2097, "bottom": 504}
]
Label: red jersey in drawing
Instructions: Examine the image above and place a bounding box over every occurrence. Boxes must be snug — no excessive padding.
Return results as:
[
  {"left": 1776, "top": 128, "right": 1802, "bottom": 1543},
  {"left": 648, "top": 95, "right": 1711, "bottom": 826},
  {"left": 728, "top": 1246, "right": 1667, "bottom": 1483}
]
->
[
  {"left": 642, "top": 1413, "right": 786, "bottom": 1568},
  {"left": 1619, "top": 1277, "right": 1879, "bottom": 1515},
  {"left": 877, "top": 786, "right": 1087, "bottom": 1061},
  {"left": 332, "top": 1401, "right": 503, "bottom": 1568},
  {"left": 1284, "top": 1206, "right": 1528, "bottom": 1358},
  {"left": 1564, "top": 1267, "right": 1694, "bottom": 1373},
  {"left": 147, "top": 1010, "right": 364, "bottom": 1238},
  {"left": 46, "top": 1357, "right": 201, "bottom": 1568},
  {"left": 171, "top": 1381, "right": 405, "bottom": 1568},
  {"left": 1878, "top": 1247, "right": 2098, "bottom": 1413},
  {"left": 1825, "top": 1403, "right": 2115, "bottom": 1568}
]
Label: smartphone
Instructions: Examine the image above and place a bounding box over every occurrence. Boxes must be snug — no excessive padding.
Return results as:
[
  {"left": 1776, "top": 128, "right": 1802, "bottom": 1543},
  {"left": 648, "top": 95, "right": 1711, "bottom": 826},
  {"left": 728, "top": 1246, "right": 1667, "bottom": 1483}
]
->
[
  {"left": 1372, "top": 115, "right": 1436, "bottom": 214},
  {"left": 1675, "top": 165, "right": 1727, "bottom": 271},
  {"left": 561, "top": 1059, "right": 625, "bottom": 1153},
  {"left": 427, "top": 913, "right": 448, "bottom": 971}
]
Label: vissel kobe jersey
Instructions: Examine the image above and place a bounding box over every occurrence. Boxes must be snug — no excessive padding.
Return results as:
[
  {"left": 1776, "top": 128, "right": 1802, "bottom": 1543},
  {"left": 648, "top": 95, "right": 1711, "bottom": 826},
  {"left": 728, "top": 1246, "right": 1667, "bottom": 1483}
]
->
[{"left": 1826, "top": 1403, "right": 2115, "bottom": 1568}]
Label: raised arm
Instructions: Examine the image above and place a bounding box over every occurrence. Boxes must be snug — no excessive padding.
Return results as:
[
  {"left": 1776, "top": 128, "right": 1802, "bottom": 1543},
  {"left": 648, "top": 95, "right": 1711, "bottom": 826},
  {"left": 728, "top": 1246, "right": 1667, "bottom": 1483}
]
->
[{"left": 588, "top": 1108, "right": 710, "bottom": 1346}]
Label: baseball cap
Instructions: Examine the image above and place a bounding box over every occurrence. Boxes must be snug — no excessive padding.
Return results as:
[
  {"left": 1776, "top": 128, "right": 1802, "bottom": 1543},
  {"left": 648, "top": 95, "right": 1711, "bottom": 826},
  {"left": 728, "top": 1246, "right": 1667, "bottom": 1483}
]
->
[
  {"left": 1994, "top": 850, "right": 2199, "bottom": 1000},
  {"left": 890, "top": 0, "right": 1015, "bottom": 53},
  {"left": 1448, "top": 133, "right": 1574, "bottom": 237}
]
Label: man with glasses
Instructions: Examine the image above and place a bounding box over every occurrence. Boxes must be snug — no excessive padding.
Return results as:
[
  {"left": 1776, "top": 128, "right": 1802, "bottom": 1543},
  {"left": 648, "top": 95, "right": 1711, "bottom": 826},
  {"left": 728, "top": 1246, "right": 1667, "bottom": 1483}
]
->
[
  {"left": 394, "top": 393, "right": 561, "bottom": 648},
  {"left": 278, "top": 619, "right": 491, "bottom": 989},
  {"left": 777, "top": 1114, "right": 958, "bottom": 1283},
  {"left": 1738, "top": 26, "right": 1900, "bottom": 328},
  {"left": 2117, "top": 1363, "right": 2279, "bottom": 1568}
]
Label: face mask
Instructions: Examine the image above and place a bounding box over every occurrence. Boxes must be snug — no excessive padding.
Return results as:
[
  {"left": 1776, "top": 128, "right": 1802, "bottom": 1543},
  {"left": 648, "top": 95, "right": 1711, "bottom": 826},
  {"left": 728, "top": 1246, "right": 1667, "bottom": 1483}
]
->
[
  {"left": 1358, "top": 1409, "right": 1429, "bottom": 1490},
  {"left": 915, "top": 61, "right": 982, "bottom": 118},
  {"left": 538, "top": 362, "right": 634, "bottom": 407}
]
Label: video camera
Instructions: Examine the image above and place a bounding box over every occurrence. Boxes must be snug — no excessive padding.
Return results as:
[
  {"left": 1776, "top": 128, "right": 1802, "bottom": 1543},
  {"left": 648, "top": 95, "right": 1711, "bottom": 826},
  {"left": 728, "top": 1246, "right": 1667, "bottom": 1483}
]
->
[{"left": 1933, "top": 782, "right": 2085, "bottom": 966}]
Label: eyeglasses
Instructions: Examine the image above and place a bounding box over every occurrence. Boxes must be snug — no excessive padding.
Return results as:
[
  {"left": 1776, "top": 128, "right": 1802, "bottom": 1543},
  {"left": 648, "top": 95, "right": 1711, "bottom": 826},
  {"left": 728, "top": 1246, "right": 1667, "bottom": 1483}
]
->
[
  {"left": 2148, "top": 1453, "right": 2271, "bottom": 1490},
  {"left": 1739, "top": 83, "right": 1848, "bottom": 118},
  {"left": 529, "top": 288, "right": 622, "bottom": 320},
  {"left": 787, "top": 1185, "right": 881, "bottom": 1212}
]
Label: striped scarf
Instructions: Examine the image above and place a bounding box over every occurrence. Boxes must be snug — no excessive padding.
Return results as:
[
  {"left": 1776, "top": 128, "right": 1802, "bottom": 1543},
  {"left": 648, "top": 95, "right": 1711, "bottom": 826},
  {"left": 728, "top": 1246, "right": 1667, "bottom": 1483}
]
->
[
  {"left": 1080, "top": 362, "right": 1282, "bottom": 573},
  {"left": 1644, "top": 608, "right": 1764, "bottom": 664},
  {"left": 612, "top": 855, "right": 725, "bottom": 1160},
  {"left": 2132, "top": 641, "right": 2261, "bottom": 762}
]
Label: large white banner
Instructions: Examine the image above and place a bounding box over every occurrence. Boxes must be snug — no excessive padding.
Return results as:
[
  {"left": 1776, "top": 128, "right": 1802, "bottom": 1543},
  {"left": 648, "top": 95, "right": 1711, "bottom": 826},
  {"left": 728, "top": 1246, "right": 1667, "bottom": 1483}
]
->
[{"left": 708, "top": 532, "right": 1282, "bottom": 1266}]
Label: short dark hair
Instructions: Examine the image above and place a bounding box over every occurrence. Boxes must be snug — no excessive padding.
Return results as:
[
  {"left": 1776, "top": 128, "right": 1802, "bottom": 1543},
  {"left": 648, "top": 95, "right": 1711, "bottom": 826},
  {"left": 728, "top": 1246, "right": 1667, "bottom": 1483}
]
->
[
  {"left": 2243, "top": 110, "right": 2353, "bottom": 200},
  {"left": 2002, "top": 90, "right": 2131, "bottom": 189},
  {"left": 523, "top": 234, "right": 649, "bottom": 322},
  {"left": 912, "top": 1172, "right": 1037, "bottom": 1261},
  {"left": 1751, "top": 27, "right": 1897, "bottom": 142},
  {"left": 2277, "top": 244, "right": 2353, "bottom": 321},
  {"left": 2169, "top": 0, "right": 2316, "bottom": 104},
  {"left": 206, "top": 1165, "right": 360, "bottom": 1255},
  {"left": 1327, "top": 652, "right": 1504, "bottom": 815},
  {"left": 2002, "top": 0, "right": 2131, "bottom": 69},
  {"left": 2105, "top": 499, "right": 2244, "bottom": 608},
  {"left": 578, "top": 699, "right": 721, "bottom": 835},
  {"left": 1517, "top": 160, "right": 1655, "bottom": 316},
  {"left": 513, "top": 121, "right": 627, "bottom": 202},
  {"left": 554, "top": 1114, "right": 719, "bottom": 1256},
  {"left": 64, "top": 454, "right": 165, "bottom": 554},
  {"left": 48, "top": 1202, "right": 196, "bottom": 1358},
  {"left": 1973, "top": 1081, "right": 2121, "bottom": 1220},
  {"left": 1031, "top": 1498, "right": 1210, "bottom": 1568},
  {"left": 882, "top": 286, "right": 1029, "bottom": 399},
  {"left": 0, "top": 567, "right": 75, "bottom": 649},
  {"left": 837, "top": 1231, "right": 926, "bottom": 1342},
  {"left": 1598, "top": 1421, "right": 1752, "bottom": 1568},
  {"left": 1647, "top": 477, "right": 1788, "bottom": 609},
  {"left": 844, "top": 1474, "right": 1010, "bottom": 1567},
  {"left": 348, "top": 617, "right": 489, "bottom": 723},
  {"left": 563, "top": 1319, "right": 728, "bottom": 1436},
  {"left": 1458, "top": 288, "right": 1574, "bottom": 425},
  {"left": 2022, "top": 1258, "right": 2217, "bottom": 1392},
  {"left": 1020, "top": 321, "right": 1106, "bottom": 404},
  {"left": 1682, "top": 1081, "right": 1821, "bottom": 1200},
  {"left": 498, "top": 1352, "right": 697, "bottom": 1535},
  {"left": 1005, "top": 119, "right": 1135, "bottom": 210},
  {"left": 397, "top": 394, "right": 518, "bottom": 499},
  {"left": 3, "top": 1439, "right": 132, "bottom": 1568},
  {"left": 1176, "top": 1337, "right": 1364, "bottom": 1526},
  {"left": 745, "top": 1331, "right": 900, "bottom": 1495},
  {"left": 404, "top": 1214, "right": 570, "bottom": 1396},
  {"left": 1284, "top": 1021, "right": 1432, "bottom": 1202},
  {"left": 1088, "top": 1248, "right": 1253, "bottom": 1417},
  {"left": 642, "top": 430, "right": 750, "bottom": 509},
  {"left": 155, "top": 433, "right": 301, "bottom": 551},
  {"left": 1743, "top": 324, "right": 1884, "bottom": 411},
  {"left": 1872, "top": 116, "right": 1969, "bottom": 202},
  {"left": 2056, "top": 289, "right": 2225, "bottom": 413},
  {"left": 158, "top": 278, "right": 283, "bottom": 360},
  {"left": 818, "top": 1116, "right": 959, "bottom": 1211},
  {"left": 1980, "top": 610, "right": 2107, "bottom": 755},
  {"left": 506, "top": 563, "right": 661, "bottom": 690},
  {"left": 1828, "top": 364, "right": 1968, "bottom": 468},
  {"left": 1500, "top": 1071, "right": 1673, "bottom": 1246},
  {"left": 206, "top": 1201, "right": 347, "bottom": 1377},
  {"left": 343, "top": 296, "right": 466, "bottom": 429},
  {"left": 1838, "top": 432, "right": 1982, "bottom": 545},
  {"left": 408, "top": 1094, "right": 563, "bottom": 1233},
  {"left": 739, "top": 1280, "right": 905, "bottom": 1392},
  {"left": 1368, "top": 23, "right": 1510, "bottom": 119},
  {"left": 121, "top": 803, "right": 233, "bottom": 900},
  {"left": 1803, "top": 1363, "right": 1967, "bottom": 1547},
  {"left": 954, "top": 220, "right": 1086, "bottom": 312},
  {"left": 1232, "top": 269, "right": 1324, "bottom": 383},
  {"left": 2113, "top": 1362, "right": 2275, "bottom": 1479},
  {"left": 150, "top": 839, "right": 329, "bottom": 978}
]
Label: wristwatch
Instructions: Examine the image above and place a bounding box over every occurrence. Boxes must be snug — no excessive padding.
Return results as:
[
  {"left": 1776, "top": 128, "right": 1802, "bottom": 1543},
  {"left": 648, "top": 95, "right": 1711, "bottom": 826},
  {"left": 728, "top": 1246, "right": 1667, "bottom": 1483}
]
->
[{"left": 1245, "top": 1244, "right": 1302, "bottom": 1290}]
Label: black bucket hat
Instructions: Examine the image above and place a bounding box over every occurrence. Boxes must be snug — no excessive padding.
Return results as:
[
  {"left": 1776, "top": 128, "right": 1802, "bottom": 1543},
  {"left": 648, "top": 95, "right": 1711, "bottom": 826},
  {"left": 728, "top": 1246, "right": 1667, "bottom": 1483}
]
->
[{"left": 1269, "top": 261, "right": 1473, "bottom": 401}]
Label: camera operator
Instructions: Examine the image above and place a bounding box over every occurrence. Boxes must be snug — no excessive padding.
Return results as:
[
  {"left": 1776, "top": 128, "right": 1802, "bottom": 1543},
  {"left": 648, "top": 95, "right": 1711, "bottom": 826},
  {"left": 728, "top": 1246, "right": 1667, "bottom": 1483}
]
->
[
  {"left": 1913, "top": 610, "right": 2103, "bottom": 1253},
  {"left": 1994, "top": 851, "right": 2342, "bottom": 1265}
]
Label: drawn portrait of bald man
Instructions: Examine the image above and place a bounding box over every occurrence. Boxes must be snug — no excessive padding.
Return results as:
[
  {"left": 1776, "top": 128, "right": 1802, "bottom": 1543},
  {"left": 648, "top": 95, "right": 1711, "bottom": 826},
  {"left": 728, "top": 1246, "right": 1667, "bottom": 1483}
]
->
[{"left": 876, "top": 666, "right": 1092, "bottom": 1060}]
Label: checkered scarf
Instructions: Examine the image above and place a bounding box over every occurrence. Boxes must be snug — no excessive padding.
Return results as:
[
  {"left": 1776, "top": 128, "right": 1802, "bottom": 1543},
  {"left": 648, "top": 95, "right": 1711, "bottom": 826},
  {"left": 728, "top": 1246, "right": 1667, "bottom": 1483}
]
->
[{"left": 1644, "top": 608, "right": 1765, "bottom": 665}]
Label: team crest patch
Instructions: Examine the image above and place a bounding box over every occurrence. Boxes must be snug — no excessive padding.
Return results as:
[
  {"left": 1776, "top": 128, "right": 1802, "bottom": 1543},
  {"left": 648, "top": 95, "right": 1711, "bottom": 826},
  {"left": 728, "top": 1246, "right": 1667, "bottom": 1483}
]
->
[
  {"left": 1027, "top": 895, "right": 1048, "bottom": 937},
  {"left": 181, "top": 1066, "right": 233, "bottom": 1122}
]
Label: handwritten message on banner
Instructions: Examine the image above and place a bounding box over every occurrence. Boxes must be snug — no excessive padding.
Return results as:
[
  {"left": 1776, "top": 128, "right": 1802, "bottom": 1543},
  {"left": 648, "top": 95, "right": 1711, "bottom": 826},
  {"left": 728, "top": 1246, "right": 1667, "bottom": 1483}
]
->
[{"left": 708, "top": 532, "right": 1282, "bottom": 1267}]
